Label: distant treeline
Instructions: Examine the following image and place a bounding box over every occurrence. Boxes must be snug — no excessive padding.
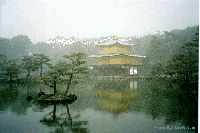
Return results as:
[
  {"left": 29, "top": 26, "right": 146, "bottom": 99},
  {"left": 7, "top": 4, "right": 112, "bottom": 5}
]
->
[
  {"left": 0, "top": 26, "right": 198, "bottom": 61},
  {"left": 0, "top": 25, "right": 198, "bottom": 81}
]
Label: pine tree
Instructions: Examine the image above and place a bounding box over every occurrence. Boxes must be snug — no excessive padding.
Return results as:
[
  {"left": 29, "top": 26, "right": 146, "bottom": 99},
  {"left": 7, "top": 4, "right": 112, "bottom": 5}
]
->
[
  {"left": 21, "top": 56, "right": 39, "bottom": 77},
  {"left": 63, "top": 53, "right": 88, "bottom": 94},
  {"left": 42, "top": 61, "right": 71, "bottom": 94},
  {"left": 1, "top": 59, "right": 20, "bottom": 82},
  {"left": 33, "top": 54, "right": 51, "bottom": 76},
  {"left": 166, "top": 26, "right": 199, "bottom": 82},
  {"left": 41, "top": 53, "right": 88, "bottom": 95}
]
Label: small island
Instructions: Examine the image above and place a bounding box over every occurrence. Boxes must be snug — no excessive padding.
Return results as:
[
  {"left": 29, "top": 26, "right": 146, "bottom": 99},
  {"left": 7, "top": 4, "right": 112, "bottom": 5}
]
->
[
  {"left": 35, "top": 52, "right": 88, "bottom": 104},
  {"left": 37, "top": 92, "right": 77, "bottom": 104}
]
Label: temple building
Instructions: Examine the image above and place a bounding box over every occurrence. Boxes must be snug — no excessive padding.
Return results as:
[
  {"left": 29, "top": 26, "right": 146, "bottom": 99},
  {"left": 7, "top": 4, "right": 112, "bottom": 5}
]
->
[{"left": 88, "top": 37, "right": 145, "bottom": 76}]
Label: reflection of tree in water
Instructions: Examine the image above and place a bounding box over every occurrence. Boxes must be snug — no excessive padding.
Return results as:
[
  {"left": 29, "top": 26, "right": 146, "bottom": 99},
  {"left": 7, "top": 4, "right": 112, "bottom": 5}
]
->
[
  {"left": 93, "top": 78, "right": 197, "bottom": 132},
  {"left": 0, "top": 83, "right": 19, "bottom": 111},
  {"left": 10, "top": 83, "right": 36, "bottom": 115},
  {"left": 140, "top": 79, "right": 198, "bottom": 133},
  {"left": 39, "top": 103, "right": 89, "bottom": 133},
  {"left": 0, "top": 83, "right": 37, "bottom": 115}
]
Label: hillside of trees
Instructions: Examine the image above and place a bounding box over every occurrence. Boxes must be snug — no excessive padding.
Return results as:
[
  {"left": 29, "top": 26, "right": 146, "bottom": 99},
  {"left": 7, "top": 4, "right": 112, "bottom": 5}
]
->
[{"left": 0, "top": 25, "right": 198, "bottom": 80}]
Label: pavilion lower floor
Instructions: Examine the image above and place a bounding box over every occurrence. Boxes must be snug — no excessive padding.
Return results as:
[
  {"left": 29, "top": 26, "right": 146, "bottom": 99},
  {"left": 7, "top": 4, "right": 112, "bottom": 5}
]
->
[{"left": 89, "top": 64, "right": 144, "bottom": 76}]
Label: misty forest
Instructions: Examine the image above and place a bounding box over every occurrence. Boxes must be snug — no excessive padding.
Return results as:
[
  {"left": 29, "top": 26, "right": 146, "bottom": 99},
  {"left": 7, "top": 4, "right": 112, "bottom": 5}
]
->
[{"left": 0, "top": 25, "right": 198, "bottom": 133}]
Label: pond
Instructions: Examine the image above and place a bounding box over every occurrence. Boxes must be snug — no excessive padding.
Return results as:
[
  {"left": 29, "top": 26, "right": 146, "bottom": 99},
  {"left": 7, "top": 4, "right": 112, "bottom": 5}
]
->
[{"left": 0, "top": 78, "right": 197, "bottom": 133}]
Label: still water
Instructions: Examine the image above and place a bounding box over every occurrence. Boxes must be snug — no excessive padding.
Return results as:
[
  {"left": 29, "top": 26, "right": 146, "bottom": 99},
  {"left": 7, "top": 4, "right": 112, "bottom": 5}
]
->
[{"left": 0, "top": 78, "right": 197, "bottom": 133}]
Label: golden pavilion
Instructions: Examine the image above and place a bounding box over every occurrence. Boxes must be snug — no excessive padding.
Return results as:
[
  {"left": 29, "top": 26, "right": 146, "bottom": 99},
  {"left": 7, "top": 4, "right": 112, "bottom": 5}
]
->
[{"left": 88, "top": 37, "right": 145, "bottom": 76}]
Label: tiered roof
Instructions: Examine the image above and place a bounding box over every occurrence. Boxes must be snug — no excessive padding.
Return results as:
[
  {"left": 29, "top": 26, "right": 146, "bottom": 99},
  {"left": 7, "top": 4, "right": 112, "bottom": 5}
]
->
[
  {"left": 88, "top": 53, "right": 145, "bottom": 58},
  {"left": 95, "top": 40, "right": 134, "bottom": 46},
  {"left": 89, "top": 36, "right": 145, "bottom": 58}
]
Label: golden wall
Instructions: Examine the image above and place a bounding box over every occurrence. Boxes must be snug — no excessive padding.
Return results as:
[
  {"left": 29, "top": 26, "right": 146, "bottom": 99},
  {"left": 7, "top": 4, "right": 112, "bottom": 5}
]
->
[
  {"left": 90, "top": 56, "right": 143, "bottom": 65},
  {"left": 98, "top": 45, "right": 132, "bottom": 54}
]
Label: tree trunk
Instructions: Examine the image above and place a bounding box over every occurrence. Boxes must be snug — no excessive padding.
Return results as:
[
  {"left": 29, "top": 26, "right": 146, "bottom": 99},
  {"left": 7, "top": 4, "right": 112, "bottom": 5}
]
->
[
  {"left": 10, "top": 74, "right": 13, "bottom": 82},
  {"left": 54, "top": 80, "right": 56, "bottom": 94},
  {"left": 66, "top": 104, "right": 72, "bottom": 129},
  {"left": 27, "top": 70, "right": 30, "bottom": 78},
  {"left": 53, "top": 104, "right": 56, "bottom": 121},
  {"left": 40, "top": 65, "right": 43, "bottom": 76},
  {"left": 65, "top": 73, "right": 73, "bottom": 95}
]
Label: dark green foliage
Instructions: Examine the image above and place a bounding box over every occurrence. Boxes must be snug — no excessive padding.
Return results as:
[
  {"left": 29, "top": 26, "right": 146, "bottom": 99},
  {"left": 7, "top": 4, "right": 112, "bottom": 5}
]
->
[
  {"left": 33, "top": 54, "right": 51, "bottom": 76},
  {"left": 0, "top": 35, "right": 33, "bottom": 62},
  {"left": 0, "top": 25, "right": 198, "bottom": 79},
  {"left": 0, "top": 59, "right": 21, "bottom": 82},
  {"left": 63, "top": 52, "right": 89, "bottom": 94},
  {"left": 0, "top": 54, "right": 7, "bottom": 68},
  {"left": 0, "top": 54, "right": 8, "bottom": 78},
  {"left": 41, "top": 53, "right": 88, "bottom": 94},
  {"left": 0, "top": 38, "right": 10, "bottom": 57},
  {"left": 166, "top": 42, "right": 198, "bottom": 81},
  {"left": 21, "top": 56, "right": 39, "bottom": 77},
  {"left": 151, "top": 62, "right": 165, "bottom": 76},
  {"left": 144, "top": 25, "right": 198, "bottom": 76},
  {"left": 145, "top": 35, "right": 167, "bottom": 75},
  {"left": 42, "top": 61, "right": 71, "bottom": 94},
  {"left": 49, "top": 61, "right": 72, "bottom": 76}
]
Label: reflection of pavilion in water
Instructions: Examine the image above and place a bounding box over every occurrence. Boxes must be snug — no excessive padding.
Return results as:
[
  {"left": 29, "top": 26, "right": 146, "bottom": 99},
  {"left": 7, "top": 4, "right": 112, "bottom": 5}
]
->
[
  {"left": 39, "top": 103, "right": 89, "bottom": 133},
  {"left": 94, "top": 79, "right": 139, "bottom": 91},
  {"left": 91, "top": 79, "right": 140, "bottom": 115}
]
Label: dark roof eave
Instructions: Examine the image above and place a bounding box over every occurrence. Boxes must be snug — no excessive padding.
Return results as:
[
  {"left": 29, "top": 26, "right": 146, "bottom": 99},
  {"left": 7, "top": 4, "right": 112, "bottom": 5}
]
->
[{"left": 88, "top": 53, "right": 146, "bottom": 58}]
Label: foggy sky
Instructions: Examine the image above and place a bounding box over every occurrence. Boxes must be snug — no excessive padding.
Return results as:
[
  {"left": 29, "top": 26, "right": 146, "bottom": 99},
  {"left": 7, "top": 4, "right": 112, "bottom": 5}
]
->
[{"left": 0, "top": 0, "right": 199, "bottom": 43}]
